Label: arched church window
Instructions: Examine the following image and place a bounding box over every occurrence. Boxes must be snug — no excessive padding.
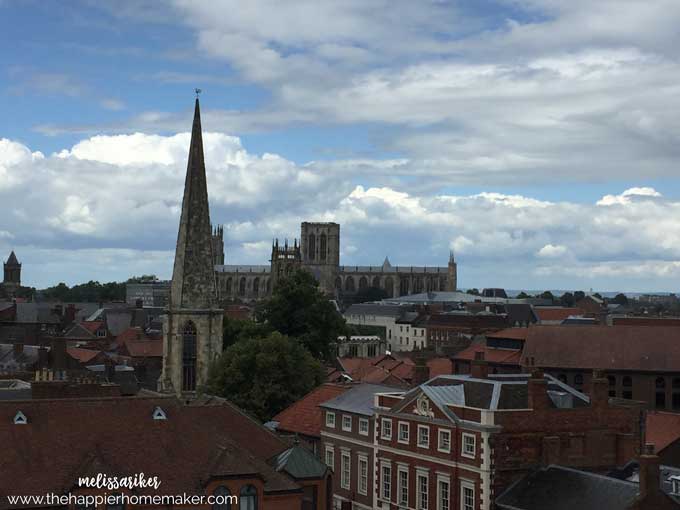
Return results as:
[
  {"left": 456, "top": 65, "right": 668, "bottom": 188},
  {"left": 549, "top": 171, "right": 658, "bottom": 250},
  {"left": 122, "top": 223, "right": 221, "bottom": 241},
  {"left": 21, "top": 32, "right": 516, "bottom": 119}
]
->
[
  {"left": 320, "top": 233, "right": 327, "bottom": 261},
  {"left": 385, "top": 277, "right": 394, "bottom": 296},
  {"left": 226, "top": 277, "right": 232, "bottom": 294},
  {"left": 345, "top": 277, "right": 355, "bottom": 292},
  {"left": 239, "top": 277, "right": 246, "bottom": 296},
  {"left": 335, "top": 277, "right": 342, "bottom": 289},
  {"left": 400, "top": 279, "right": 409, "bottom": 296},
  {"left": 372, "top": 276, "right": 381, "bottom": 288},
  {"left": 182, "top": 321, "right": 197, "bottom": 392},
  {"left": 359, "top": 276, "right": 368, "bottom": 290},
  {"left": 308, "top": 234, "right": 316, "bottom": 261},
  {"left": 253, "top": 277, "right": 260, "bottom": 295}
]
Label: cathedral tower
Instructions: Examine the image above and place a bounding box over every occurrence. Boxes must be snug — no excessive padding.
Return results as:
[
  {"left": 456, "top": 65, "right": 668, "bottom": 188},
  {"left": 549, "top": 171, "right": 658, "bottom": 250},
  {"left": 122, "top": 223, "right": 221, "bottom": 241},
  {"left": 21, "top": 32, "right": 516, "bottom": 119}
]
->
[
  {"left": 300, "top": 222, "right": 340, "bottom": 295},
  {"left": 160, "top": 98, "right": 223, "bottom": 395},
  {"left": 2, "top": 251, "right": 21, "bottom": 298}
]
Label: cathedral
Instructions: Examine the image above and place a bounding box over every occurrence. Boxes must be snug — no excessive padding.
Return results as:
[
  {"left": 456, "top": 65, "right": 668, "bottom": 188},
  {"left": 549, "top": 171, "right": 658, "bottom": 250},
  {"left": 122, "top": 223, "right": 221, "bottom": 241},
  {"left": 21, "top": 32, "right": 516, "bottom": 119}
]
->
[
  {"left": 161, "top": 96, "right": 457, "bottom": 393},
  {"left": 213, "top": 222, "right": 458, "bottom": 302}
]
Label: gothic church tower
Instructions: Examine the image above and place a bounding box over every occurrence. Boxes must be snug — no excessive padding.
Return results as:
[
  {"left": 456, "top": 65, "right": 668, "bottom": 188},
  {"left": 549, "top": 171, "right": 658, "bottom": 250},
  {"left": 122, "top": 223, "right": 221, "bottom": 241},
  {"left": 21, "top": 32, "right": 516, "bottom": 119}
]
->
[{"left": 160, "top": 98, "right": 223, "bottom": 395}]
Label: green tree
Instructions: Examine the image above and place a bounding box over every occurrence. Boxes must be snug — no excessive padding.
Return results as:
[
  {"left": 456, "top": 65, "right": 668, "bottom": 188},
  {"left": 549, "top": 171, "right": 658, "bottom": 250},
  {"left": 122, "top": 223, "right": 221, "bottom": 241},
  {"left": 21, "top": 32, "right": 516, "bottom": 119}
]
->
[
  {"left": 612, "top": 293, "right": 629, "bottom": 306},
  {"left": 205, "top": 332, "right": 325, "bottom": 421},
  {"left": 255, "top": 270, "right": 347, "bottom": 360},
  {"left": 466, "top": 288, "right": 480, "bottom": 296},
  {"left": 222, "top": 316, "right": 272, "bottom": 349},
  {"left": 127, "top": 275, "right": 159, "bottom": 283},
  {"left": 516, "top": 291, "right": 530, "bottom": 299},
  {"left": 539, "top": 291, "right": 555, "bottom": 303},
  {"left": 574, "top": 291, "right": 586, "bottom": 302},
  {"left": 560, "top": 292, "right": 575, "bottom": 307}
]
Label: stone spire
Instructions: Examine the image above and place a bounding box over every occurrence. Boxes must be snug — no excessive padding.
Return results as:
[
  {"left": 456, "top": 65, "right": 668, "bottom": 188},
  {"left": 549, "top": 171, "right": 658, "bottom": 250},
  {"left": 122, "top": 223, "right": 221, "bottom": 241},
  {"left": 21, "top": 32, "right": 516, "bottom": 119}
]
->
[
  {"left": 6, "top": 251, "right": 19, "bottom": 265},
  {"left": 170, "top": 98, "right": 217, "bottom": 309}
]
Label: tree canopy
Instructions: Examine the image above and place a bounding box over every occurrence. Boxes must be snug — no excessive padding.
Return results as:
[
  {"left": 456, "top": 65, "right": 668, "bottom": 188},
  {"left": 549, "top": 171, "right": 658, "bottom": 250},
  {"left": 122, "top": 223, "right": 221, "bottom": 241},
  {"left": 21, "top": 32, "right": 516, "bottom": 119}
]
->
[
  {"left": 205, "top": 332, "right": 325, "bottom": 421},
  {"left": 255, "top": 269, "right": 347, "bottom": 360},
  {"left": 39, "top": 280, "right": 125, "bottom": 302}
]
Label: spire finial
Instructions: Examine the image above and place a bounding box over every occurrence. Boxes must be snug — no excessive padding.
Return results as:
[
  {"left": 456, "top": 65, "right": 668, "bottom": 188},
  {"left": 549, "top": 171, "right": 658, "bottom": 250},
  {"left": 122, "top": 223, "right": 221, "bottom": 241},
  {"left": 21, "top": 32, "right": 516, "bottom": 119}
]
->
[{"left": 195, "top": 88, "right": 202, "bottom": 98}]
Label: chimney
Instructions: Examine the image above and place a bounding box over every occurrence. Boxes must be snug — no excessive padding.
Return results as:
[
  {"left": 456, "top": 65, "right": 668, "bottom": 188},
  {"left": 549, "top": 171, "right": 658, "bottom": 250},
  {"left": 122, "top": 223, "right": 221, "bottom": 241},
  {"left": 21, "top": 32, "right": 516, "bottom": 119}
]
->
[
  {"left": 413, "top": 355, "right": 430, "bottom": 386},
  {"left": 638, "top": 443, "right": 661, "bottom": 500},
  {"left": 105, "top": 360, "right": 115, "bottom": 383},
  {"left": 37, "top": 346, "right": 48, "bottom": 369},
  {"left": 590, "top": 369, "right": 609, "bottom": 408},
  {"left": 51, "top": 338, "right": 66, "bottom": 370},
  {"left": 527, "top": 369, "right": 550, "bottom": 410},
  {"left": 471, "top": 350, "right": 489, "bottom": 379},
  {"left": 64, "top": 304, "right": 77, "bottom": 325},
  {"left": 13, "top": 342, "right": 24, "bottom": 356}
]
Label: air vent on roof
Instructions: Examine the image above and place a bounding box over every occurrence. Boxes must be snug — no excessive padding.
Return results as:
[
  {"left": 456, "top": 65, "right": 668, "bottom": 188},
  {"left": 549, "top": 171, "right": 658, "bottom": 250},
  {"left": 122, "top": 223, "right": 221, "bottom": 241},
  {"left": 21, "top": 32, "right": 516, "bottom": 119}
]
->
[
  {"left": 152, "top": 406, "right": 167, "bottom": 420},
  {"left": 13, "top": 411, "right": 27, "bottom": 425}
]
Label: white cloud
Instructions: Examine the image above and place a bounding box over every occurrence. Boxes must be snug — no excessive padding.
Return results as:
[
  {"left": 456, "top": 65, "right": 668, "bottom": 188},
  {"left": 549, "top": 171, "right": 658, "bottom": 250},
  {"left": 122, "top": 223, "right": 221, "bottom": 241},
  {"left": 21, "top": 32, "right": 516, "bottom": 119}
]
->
[
  {"left": 597, "top": 187, "right": 663, "bottom": 206},
  {"left": 537, "top": 244, "right": 568, "bottom": 258}
]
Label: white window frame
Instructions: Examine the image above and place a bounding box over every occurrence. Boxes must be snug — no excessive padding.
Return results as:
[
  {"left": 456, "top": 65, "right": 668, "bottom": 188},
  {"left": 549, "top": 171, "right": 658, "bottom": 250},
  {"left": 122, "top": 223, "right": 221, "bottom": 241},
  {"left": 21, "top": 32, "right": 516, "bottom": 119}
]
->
[
  {"left": 381, "top": 462, "right": 392, "bottom": 501},
  {"left": 461, "top": 433, "right": 476, "bottom": 459},
  {"left": 381, "top": 418, "right": 393, "bottom": 440},
  {"left": 438, "top": 428, "right": 451, "bottom": 453},
  {"left": 398, "top": 421, "right": 410, "bottom": 444},
  {"left": 326, "top": 411, "right": 336, "bottom": 428},
  {"left": 358, "top": 455, "right": 368, "bottom": 496},
  {"left": 398, "top": 466, "right": 409, "bottom": 507},
  {"left": 341, "top": 451, "right": 351, "bottom": 490},
  {"left": 417, "top": 471, "right": 429, "bottom": 510},
  {"left": 325, "top": 446, "right": 335, "bottom": 469},
  {"left": 460, "top": 480, "right": 475, "bottom": 510},
  {"left": 359, "top": 417, "right": 369, "bottom": 436},
  {"left": 417, "top": 424, "right": 430, "bottom": 448},
  {"left": 437, "top": 475, "right": 450, "bottom": 510},
  {"left": 342, "top": 414, "right": 352, "bottom": 432}
]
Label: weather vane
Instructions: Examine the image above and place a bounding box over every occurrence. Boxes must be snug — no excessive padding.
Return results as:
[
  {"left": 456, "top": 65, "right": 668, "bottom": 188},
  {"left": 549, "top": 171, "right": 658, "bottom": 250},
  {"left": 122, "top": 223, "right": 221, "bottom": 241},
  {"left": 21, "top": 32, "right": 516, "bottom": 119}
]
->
[{"left": 195, "top": 88, "right": 202, "bottom": 97}]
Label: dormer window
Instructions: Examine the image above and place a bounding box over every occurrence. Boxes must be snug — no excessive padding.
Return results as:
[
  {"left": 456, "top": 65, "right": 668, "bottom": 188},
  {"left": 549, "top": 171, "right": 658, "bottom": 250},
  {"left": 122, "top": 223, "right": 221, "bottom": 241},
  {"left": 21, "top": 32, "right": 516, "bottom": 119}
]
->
[
  {"left": 152, "top": 406, "right": 167, "bottom": 420},
  {"left": 671, "top": 476, "right": 680, "bottom": 495},
  {"left": 13, "top": 411, "right": 27, "bottom": 425}
]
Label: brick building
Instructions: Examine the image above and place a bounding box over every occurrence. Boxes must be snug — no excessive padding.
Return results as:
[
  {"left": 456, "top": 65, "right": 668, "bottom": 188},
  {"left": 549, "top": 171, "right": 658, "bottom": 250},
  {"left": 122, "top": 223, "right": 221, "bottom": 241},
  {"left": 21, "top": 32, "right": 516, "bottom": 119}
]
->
[
  {"left": 319, "top": 383, "right": 396, "bottom": 509},
  {"left": 426, "top": 312, "right": 510, "bottom": 354},
  {"left": 522, "top": 325, "right": 680, "bottom": 411},
  {"left": 321, "top": 370, "right": 643, "bottom": 510},
  {"left": 0, "top": 395, "right": 332, "bottom": 510}
]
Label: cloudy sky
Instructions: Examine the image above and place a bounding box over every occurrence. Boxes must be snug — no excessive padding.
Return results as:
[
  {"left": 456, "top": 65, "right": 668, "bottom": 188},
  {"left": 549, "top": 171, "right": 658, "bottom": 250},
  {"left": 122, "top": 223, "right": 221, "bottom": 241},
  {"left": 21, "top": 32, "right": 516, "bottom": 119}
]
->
[{"left": 1, "top": 0, "right": 680, "bottom": 292}]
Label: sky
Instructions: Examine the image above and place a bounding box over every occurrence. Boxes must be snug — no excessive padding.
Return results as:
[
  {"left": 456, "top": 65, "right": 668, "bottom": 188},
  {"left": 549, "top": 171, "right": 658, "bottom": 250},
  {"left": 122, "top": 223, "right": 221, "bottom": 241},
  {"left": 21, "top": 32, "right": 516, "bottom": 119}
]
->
[{"left": 1, "top": 0, "right": 680, "bottom": 293}]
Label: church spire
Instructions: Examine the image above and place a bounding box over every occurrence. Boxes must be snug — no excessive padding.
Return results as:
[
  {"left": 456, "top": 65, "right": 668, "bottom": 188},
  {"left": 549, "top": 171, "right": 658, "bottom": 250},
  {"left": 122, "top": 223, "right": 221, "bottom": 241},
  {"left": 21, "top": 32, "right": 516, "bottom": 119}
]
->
[{"left": 170, "top": 97, "right": 217, "bottom": 309}]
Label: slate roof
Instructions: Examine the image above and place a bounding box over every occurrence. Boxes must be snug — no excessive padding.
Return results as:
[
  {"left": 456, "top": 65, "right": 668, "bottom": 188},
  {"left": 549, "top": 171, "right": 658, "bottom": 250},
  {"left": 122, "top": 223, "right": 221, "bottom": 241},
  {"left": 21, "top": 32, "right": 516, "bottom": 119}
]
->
[
  {"left": 496, "top": 465, "right": 639, "bottom": 510},
  {"left": 344, "top": 303, "right": 412, "bottom": 318},
  {"left": 273, "top": 444, "right": 329, "bottom": 480},
  {"left": 15, "top": 303, "right": 61, "bottom": 324},
  {"left": 0, "top": 395, "right": 298, "bottom": 504},
  {"left": 396, "top": 373, "right": 589, "bottom": 415},
  {"left": 273, "top": 383, "right": 348, "bottom": 438},
  {"left": 320, "top": 383, "right": 397, "bottom": 416},
  {"left": 522, "top": 325, "right": 680, "bottom": 372}
]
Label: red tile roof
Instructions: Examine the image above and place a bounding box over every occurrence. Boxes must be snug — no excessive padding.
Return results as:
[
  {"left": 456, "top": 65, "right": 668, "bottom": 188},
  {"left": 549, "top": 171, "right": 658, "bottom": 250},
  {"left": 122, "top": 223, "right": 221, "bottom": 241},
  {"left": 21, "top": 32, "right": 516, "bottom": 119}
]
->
[
  {"left": 486, "top": 327, "right": 530, "bottom": 341},
  {"left": 613, "top": 317, "right": 680, "bottom": 327},
  {"left": 0, "top": 396, "right": 296, "bottom": 503},
  {"left": 646, "top": 411, "right": 680, "bottom": 453},
  {"left": 453, "top": 345, "right": 522, "bottom": 365},
  {"left": 80, "top": 321, "right": 105, "bottom": 333},
  {"left": 522, "top": 325, "right": 680, "bottom": 371},
  {"left": 116, "top": 327, "right": 163, "bottom": 357},
  {"left": 273, "top": 383, "right": 348, "bottom": 438},
  {"left": 534, "top": 307, "right": 585, "bottom": 322},
  {"left": 335, "top": 355, "right": 452, "bottom": 384},
  {"left": 66, "top": 347, "right": 102, "bottom": 364}
]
